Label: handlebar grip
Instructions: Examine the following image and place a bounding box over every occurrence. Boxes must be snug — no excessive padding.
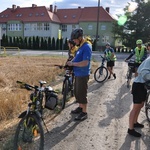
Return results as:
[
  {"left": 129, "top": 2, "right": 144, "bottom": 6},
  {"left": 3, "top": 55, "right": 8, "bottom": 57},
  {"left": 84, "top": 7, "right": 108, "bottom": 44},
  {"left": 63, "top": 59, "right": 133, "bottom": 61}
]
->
[{"left": 16, "top": 81, "right": 24, "bottom": 84}]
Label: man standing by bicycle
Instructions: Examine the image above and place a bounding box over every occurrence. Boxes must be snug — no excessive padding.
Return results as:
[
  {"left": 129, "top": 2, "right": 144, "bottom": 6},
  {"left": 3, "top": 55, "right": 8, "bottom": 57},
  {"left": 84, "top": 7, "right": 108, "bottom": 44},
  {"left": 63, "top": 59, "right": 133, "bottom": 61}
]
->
[
  {"left": 125, "top": 39, "right": 147, "bottom": 76},
  {"left": 67, "top": 28, "right": 92, "bottom": 121},
  {"left": 128, "top": 54, "right": 150, "bottom": 137},
  {"left": 104, "top": 42, "right": 117, "bottom": 79}
]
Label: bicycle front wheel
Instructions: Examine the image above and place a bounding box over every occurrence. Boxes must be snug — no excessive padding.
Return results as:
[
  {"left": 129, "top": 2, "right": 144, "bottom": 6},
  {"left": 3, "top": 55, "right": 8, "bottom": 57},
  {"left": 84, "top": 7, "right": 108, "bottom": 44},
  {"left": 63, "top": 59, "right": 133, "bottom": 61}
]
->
[
  {"left": 127, "top": 68, "right": 132, "bottom": 88},
  {"left": 61, "top": 80, "right": 69, "bottom": 109},
  {"left": 94, "top": 66, "right": 108, "bottom": 83},
  {"left": 14, "top": 114, "right": 44, "bottom": 150},
  {"left": 145, "top": 92, "right": 150, "bottom": 122}
]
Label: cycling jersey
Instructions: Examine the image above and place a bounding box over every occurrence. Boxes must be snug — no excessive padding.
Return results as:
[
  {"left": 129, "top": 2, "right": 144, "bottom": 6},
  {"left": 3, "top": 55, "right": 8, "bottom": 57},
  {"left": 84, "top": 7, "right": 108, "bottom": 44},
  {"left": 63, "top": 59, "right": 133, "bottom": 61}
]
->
[
  {"left": 126, "top": 46, "right": 147, "bottom": 63},
  {"left": 104, "top": 47, "right": 116, "bottom": 61}
]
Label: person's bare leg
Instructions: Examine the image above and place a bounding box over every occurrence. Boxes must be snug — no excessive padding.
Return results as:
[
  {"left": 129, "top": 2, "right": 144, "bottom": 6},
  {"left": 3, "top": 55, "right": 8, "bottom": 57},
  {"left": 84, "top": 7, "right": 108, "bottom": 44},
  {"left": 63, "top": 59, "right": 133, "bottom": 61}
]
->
[
  {"left": 134, "top": 102, "right": 144, "bottom": 123},
  {"left": 107, "top": 67, "right": 114, "bottom": 76},
  {"left": 129, "top": 104, "right": 142, "bottom": 129}
]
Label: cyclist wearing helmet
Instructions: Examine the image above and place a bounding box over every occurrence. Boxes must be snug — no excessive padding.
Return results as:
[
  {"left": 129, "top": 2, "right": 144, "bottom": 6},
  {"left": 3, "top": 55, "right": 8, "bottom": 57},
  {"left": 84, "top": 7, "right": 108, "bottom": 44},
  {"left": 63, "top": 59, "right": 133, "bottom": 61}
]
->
[
  {"left": 104, "top": 42, "right": 117, "bottom": 79},
  {"left": 125, "top": 39, "right": 147, "bottom": 76},
  {"left": 128, "top": 54, "right": 150, "bottom": 137},
  {"left": 67, "top": 28, "right": 92, "bottom": 121}
]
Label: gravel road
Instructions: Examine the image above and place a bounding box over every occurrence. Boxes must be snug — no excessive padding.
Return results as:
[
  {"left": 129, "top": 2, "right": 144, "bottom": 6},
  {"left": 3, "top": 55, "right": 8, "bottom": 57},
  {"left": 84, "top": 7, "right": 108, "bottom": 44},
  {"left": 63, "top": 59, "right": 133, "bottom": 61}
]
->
[{"left": 42, "top": 60, "right": 150, "bottom": 150}]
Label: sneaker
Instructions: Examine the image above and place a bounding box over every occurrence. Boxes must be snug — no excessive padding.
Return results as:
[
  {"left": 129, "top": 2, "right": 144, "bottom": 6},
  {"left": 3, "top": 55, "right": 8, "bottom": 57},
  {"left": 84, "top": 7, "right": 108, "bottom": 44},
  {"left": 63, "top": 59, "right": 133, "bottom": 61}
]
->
[
  {"left": 74, "top": 112, "right": 87, "bottom": 121},
  {"left": 108, "top": 75, "right": 111, "bottom": 79},
  {"left": 113, "top": 73, "right": 116, "bottom": 79},
  {"left": 127, "top": 129, "right": 141, "bottom": 137},
  {"left": 134, "top": 122, "right": 144, "bottom": 128},
  {"left": 71, "top": 107, "right": 82, "bottom": 114}
]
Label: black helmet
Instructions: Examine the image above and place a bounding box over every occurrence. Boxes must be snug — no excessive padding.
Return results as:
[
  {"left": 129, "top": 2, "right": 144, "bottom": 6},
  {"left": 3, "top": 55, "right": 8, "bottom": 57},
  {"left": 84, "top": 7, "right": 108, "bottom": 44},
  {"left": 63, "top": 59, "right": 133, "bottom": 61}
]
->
[
  {"left": 68, "top": 39, "right": 76, "bottom": 46},
  {"left": 71, "top": 28, "right": 83, "bottom": 39}
]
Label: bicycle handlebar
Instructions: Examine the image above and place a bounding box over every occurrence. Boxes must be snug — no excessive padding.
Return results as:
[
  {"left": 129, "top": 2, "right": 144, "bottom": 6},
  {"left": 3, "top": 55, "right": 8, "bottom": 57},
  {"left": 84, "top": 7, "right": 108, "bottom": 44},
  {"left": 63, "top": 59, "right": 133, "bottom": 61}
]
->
[
  {"left": 100, "top": 55, "right": 105, "bottom": 59},
  {"left": 16, "top": 81, "right": 37, "bottom": 90},
  {"left": 124, "top": 59, "right": 135, "bottom": 63}
]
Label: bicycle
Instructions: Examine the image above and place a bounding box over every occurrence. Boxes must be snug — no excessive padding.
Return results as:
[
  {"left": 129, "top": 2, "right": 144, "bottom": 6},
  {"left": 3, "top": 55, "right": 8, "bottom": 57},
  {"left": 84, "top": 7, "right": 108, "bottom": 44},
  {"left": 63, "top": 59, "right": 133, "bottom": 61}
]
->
[
  {"left": 125, "top": 59, "right": 136, "bottom": 88},
  {"left": 94, "top": 54, "right": 109, "bottom": 83},
  {"left": 13, "top": 80, "right": 58, "bottom": 150},
  {"left": 145, "top": 81, "right": 150, "bottom": 122},
  {"left": 55, "top": 65, "right": 74, "bottom": 109}
]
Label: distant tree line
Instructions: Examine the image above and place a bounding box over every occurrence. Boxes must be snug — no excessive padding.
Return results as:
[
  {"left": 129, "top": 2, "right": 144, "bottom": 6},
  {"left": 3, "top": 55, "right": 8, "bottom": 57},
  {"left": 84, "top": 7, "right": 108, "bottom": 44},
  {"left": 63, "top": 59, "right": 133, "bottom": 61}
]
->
[{"left": 1, "top": 34, "right": 69, "bottom": 50}]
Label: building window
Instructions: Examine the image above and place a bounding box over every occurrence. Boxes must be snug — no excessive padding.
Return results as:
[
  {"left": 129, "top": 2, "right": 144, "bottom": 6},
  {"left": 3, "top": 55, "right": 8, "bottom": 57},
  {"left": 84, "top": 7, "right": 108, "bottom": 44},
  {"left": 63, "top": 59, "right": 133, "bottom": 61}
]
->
[
  {"left": 24, "top": 24, "right": 30, "bottom": 30},
  {"left": 44, "top": 23, "right": 50, "bottom": 30},
  {"left": 37, "top": 23, "right": 43, "bottom": 30},
  {"left": 8, "top": 23, "right": 22, "bottom": 31},
  {"left": 88, "top": 24, "right": 93, "bottom": 30},
  {"left": 101, "top": 25, "right": 106, "bottom": 30},
  {"left": 30, "top": 23, "right": 37, "bottom": 31},
  {"left": 102, "top": 35, "right": 109, "bottom": 43},
  {"left": 62, "top": 24, "right": 67, "bottom": 32}
]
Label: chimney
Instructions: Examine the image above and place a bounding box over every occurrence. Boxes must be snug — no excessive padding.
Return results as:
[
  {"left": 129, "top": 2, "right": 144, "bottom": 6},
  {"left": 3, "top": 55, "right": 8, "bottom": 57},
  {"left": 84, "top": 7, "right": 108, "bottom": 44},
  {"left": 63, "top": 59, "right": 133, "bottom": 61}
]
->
[
  {"left": 12, "top": 4, "right": 16, "bottom": 10},
  {"left": 32, "top": 4, "right": 37, "bottom": 8},
  {"left": 54, "top": 5, "right": 57, "bottom": 13},
  {"left": 105, "top": 7, "right": 110, "bottom": 13},
  {"left": 17, "top": 6, "right": 20, "bottom": 9},
  {"left": 78, "top": 6, "right": 81, "bottom": 9},
  {"left": 50, "top": 5, "right": 53, "bottom": 12}
]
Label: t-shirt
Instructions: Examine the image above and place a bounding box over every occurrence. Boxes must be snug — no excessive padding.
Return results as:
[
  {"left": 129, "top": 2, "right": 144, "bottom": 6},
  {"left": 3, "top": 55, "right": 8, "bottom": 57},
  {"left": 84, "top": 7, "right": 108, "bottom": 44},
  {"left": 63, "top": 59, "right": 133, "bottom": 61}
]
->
[{"left": 73, "top": 42, "right": 92, "bottom": 77}]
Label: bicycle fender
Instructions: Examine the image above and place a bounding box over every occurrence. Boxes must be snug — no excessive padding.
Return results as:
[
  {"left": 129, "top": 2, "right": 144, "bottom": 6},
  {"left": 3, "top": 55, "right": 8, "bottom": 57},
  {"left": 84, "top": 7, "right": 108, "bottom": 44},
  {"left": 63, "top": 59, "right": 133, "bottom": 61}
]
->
[{"left": 18, "top": 111, "right": 28, "bottom": 118}]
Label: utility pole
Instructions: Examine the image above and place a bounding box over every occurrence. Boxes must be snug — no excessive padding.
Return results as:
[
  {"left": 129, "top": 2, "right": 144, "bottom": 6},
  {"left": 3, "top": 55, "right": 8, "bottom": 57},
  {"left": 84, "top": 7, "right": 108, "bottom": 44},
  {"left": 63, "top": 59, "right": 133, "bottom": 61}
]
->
[{"left": 95, "top": 0, "right": 100, "bottom": 51}]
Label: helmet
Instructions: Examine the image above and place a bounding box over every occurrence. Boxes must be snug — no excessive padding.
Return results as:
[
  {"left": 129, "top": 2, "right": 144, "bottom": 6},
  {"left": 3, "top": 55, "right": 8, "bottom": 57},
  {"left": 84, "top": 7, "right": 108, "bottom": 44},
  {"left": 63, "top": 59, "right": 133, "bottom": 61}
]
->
[
  {"left": 68, "top": 39, "right": 76, "bottom": 46},
  {"left": 106, "top": 42, "right": 110, "bottom": 46},
  {"left": 136, "top": 39, "right": 143, "bottom": 45},
  {"left": 71, "top": 28, "right": 83, "bottom": 39}
]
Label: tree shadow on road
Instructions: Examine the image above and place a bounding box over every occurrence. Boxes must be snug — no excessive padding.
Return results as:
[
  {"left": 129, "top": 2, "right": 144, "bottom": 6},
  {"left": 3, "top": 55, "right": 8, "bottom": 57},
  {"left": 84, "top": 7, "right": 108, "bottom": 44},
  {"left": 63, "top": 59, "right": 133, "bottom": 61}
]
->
[
  {"left": 98, "top": 82, "right": 132, "bottom": 127},
  {"left": 44, "top": 113, "right": 80, "bottom": 149}
]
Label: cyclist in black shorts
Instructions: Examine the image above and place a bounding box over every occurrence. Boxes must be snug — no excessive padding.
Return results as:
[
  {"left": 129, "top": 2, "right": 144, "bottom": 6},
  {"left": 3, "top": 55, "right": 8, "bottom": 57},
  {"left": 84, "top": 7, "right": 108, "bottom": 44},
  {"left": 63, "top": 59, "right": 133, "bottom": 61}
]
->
[
  {"left": 104, "top": 42, "right": 117, "bottom": 79},
  {"left": 128, "top": 56, "right": 150, "bottom": 137}
]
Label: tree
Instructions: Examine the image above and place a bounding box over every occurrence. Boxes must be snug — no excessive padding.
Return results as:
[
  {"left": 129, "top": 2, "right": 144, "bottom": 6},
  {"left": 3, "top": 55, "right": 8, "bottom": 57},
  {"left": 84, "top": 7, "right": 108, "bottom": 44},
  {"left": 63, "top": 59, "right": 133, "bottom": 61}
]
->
[
  {"left": 52, "top": 37, "right": 56, "bottom": 50},
  {"left": 47, "top": 37, "right": 52, "bottom": 50},
  {"left": 112, "top": 0, "right": 150, "bottom": 48}
]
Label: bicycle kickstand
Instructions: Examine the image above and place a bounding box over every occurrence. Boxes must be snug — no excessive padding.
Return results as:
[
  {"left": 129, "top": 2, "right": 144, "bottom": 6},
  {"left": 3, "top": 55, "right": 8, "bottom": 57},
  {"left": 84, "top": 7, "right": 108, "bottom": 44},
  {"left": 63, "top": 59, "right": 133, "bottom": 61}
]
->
[{"left": 41, "top": 117, "right": 49, "bottom": 133}]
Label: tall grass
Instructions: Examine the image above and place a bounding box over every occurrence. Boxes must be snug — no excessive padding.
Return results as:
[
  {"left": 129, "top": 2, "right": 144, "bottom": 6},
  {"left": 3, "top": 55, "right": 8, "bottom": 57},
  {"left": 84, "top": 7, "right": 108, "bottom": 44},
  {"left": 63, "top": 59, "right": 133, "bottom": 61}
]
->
[{"left": 0, "top": 56, "right": 66, "bottom": 121}]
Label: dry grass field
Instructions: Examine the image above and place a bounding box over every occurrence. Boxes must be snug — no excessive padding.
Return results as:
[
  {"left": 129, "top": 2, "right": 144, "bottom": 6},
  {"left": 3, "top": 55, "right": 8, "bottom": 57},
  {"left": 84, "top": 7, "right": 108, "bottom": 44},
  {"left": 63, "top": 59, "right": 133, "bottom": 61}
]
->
[{"left": 0, "top": 55, "right": 98, "bottom": 149}]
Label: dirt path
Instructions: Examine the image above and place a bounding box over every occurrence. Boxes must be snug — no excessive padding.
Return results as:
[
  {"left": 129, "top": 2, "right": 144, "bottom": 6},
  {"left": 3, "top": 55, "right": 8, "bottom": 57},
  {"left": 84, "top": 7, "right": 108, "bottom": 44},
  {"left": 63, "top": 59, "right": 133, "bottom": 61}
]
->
[{"left": 43, "top": 60, "right": 150, "bottom": 150}]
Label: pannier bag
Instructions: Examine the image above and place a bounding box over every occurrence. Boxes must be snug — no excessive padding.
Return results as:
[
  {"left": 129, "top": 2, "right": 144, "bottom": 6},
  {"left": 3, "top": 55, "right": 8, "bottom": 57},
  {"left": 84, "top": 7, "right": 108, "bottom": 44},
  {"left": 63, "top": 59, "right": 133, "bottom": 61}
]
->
[{"left": 45, "top": 86, "right": 58, "bottom": 110}]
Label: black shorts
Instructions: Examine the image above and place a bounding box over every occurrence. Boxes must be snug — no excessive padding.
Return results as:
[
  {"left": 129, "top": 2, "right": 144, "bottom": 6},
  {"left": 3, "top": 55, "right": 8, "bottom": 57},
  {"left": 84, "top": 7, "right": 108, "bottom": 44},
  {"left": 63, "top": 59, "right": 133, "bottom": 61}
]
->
[
  {"left": 74, "top": 76, "right": 89, "bottom": 104},
  {"left": 107, "top": 61, "right": 115, "bottom": 67},
  {"left": 134, "top": 63, "right": 141, "bottom": 69},
  {"left": 131, "top": 82, "right": 147, "bottom": 104}
]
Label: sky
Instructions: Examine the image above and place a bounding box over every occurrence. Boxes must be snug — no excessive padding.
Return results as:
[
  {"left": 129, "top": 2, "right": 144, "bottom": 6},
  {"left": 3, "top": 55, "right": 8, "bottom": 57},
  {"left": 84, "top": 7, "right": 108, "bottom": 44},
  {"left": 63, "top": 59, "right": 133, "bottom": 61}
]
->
[{"left": 0, "top": 0, "right": 135, "bottom": 19}]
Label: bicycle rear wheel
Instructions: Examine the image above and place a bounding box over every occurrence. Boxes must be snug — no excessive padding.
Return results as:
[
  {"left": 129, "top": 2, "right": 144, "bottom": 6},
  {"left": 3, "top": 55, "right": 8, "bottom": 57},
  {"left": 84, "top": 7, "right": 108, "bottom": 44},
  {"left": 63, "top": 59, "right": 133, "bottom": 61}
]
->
[
  {"left": 94, "top": 66, "right": 108, "bottom": 83},
  {"left": 14, "top": 114, "right": 44, "bottom": 150},
  {"left": 145, "top": 92, "right": 150, "bottom": 122}
]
